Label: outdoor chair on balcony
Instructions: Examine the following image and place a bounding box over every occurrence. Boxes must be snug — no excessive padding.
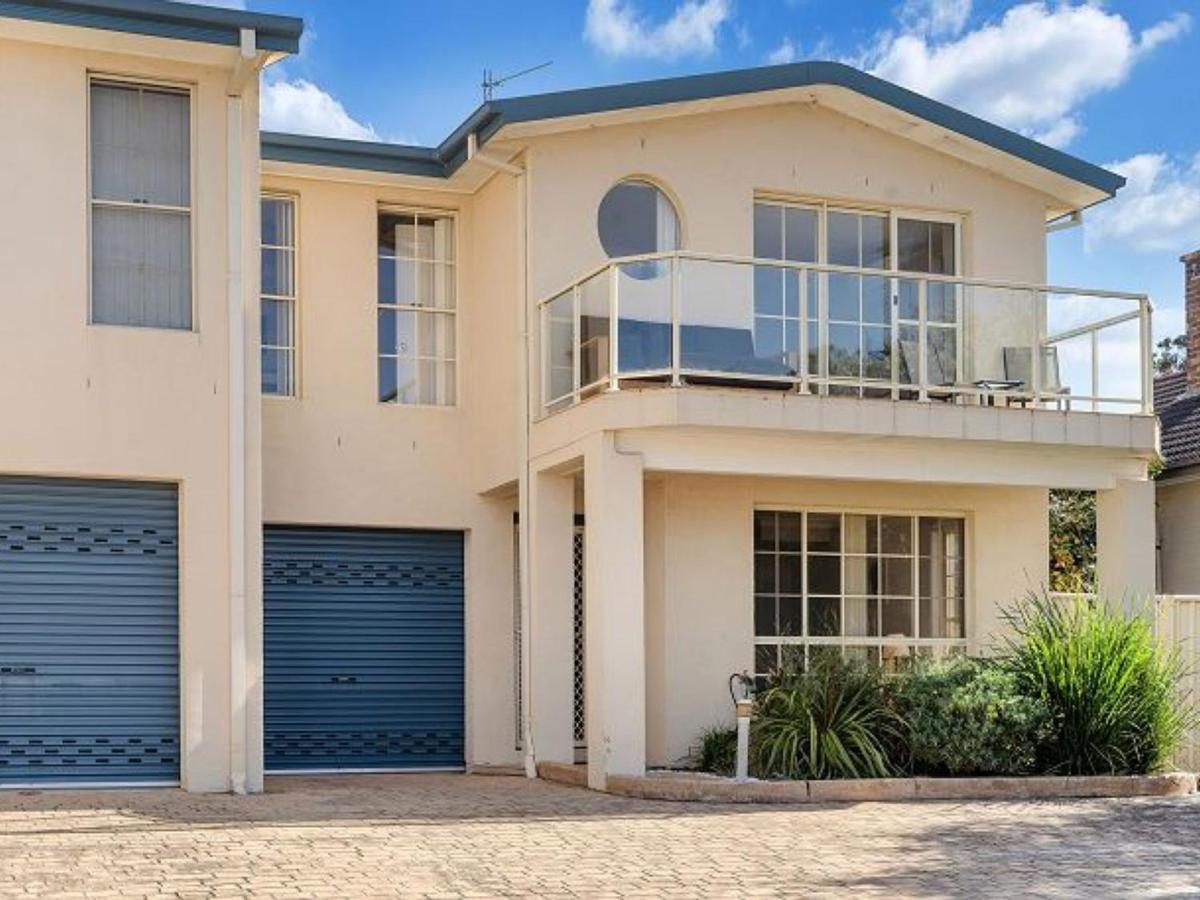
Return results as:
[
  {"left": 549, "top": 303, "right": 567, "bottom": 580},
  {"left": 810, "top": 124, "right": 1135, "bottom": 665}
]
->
[
  {"left": 1003, "top": 346, "right": 1070, "bottom": 410},
  {"left": 897, "top": 338, "right": 962, "bottom": 401}
]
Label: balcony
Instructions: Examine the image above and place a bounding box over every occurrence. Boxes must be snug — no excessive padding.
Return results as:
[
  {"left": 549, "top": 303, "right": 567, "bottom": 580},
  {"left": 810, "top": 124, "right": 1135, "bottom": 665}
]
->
[{"left": 539, "top": 252, "right": 1152, "bottom": 420}]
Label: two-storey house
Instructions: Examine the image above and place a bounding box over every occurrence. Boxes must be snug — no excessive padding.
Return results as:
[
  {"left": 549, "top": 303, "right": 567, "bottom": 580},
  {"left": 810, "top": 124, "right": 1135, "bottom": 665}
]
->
[{"left": 0, "top": 0, "right": 1156, "bottom": 793}]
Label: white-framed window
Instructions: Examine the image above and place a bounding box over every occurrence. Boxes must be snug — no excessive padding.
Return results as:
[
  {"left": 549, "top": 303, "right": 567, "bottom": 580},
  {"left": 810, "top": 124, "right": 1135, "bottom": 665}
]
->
[
  {"left": 597, "top": 178, "right": 680, "bottom": 260},
  {"left": 753, "top": 509, "right": 966, "bottom": 679},
  {"left": 752, "top": 200, "right": 961, "bottom": 394},
  {"left": 377, "top": 209, "right": 457, "bottom": 406},
  {"left": 89, "top": 78, "right": 192, "bottom": 330},
  {"left": 261, "top": 195, "right": 297, "bottom": 396}
]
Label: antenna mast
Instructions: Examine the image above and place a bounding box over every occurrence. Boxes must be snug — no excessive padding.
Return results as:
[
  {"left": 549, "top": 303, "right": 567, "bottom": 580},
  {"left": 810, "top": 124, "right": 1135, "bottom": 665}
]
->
[{"left": 482, "top": 60, "right": 553, "bottom": 101}]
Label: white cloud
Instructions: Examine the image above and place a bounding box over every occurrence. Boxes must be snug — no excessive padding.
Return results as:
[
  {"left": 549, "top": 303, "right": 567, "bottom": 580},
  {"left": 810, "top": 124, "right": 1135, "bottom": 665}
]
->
[
  {"left": 767, "top": 37, "right": 797, "bottom": 66},
  {"left": 584, "top": 0, "right": 731, "bottom": 60},
  {"left": 899, "top": 0, "right": 972, "bottom": 37},
  {"left": 1137, "top": 12, "right": 1192, "bottom": 55},
  {"left": 866, "top": 3, "right": 1190, "bottom": 149},
  {"left": 1086, "top": 153, "right": 1200, "bottom": 254},
  {"left": 260, "top": 78, "right": 378, "bottom": 141}
]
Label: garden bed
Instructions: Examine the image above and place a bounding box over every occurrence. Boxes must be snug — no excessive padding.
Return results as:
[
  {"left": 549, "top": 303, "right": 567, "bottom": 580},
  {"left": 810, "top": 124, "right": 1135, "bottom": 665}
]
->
[{"left": 537, "top": 763, "right": 1197, "bottom": 804}]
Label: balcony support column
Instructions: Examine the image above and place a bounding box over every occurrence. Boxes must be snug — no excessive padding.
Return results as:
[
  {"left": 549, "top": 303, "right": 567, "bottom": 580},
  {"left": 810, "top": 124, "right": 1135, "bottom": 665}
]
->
[{"left": 583, "top": 432, "right": 646, "bottom": 790}]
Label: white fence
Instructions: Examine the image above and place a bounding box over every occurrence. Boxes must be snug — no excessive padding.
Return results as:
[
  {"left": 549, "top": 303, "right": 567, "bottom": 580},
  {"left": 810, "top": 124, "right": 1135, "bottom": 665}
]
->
[{"left": 1155, "top": 594, "right": 1200, "bottom": 772}]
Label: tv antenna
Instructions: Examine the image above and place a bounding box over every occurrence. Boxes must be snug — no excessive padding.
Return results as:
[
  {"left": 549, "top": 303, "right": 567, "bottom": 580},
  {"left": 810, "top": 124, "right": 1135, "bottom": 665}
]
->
[{"left": 482, "top": 60, "right": 553, "bottom": 101}]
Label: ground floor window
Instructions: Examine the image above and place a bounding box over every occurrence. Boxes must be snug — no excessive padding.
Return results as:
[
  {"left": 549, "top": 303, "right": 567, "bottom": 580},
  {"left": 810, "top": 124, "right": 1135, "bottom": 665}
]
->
[{"left": 753, "top": 509, "right": 966, "bottom": 678}]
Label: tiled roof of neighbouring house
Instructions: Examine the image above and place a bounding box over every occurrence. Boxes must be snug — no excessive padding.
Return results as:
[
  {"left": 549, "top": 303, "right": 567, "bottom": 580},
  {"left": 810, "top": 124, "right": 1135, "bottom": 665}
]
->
[{"left": 1156, "top": 371, "right": 1200, "bottom": 473}]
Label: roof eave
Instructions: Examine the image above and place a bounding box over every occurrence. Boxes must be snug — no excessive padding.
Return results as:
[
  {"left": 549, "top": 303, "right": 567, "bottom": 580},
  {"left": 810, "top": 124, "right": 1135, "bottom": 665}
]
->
[
  {"left": 260, "top": 132, "right": 445, "bottom": 180},
  {"left": 442, "top": 61, "right": 1123, "bottom": 200},
  {"left": 0, "top": 0, "right": 304, "bottom": 54}
]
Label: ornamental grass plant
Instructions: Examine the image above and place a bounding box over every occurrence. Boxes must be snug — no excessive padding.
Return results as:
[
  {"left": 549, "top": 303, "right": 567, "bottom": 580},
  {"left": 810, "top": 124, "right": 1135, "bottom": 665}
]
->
[{"left": 1001, "top": 590, "right": 1193, "bottom": 775}]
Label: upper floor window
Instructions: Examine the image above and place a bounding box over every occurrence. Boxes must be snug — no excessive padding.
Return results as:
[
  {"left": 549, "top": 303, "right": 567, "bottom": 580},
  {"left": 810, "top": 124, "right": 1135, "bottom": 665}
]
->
[
  {"left": 90, "top": 80, "right": 191, "bottom": 330},
  {"left": 597, "top": 179, "right": 680, "bottom": 260},
  {"left": 752, "top": 201, "right": 960, "bottom": 395},
  {"left": 261, "top": 196, "right": 297, "bottom": 396},
  {"left": 377, "top": 210, "right": 457, "bottom": 406}
]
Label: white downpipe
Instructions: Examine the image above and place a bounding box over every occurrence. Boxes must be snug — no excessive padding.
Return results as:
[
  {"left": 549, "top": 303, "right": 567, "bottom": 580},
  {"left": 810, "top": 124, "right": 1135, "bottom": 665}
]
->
[
  {"left": 517, "top": 162, "right": 537, "bottom": 779},
  {"left": 226, "top": 27, "right": 257, "bottom": 796},
  {"left": 469, "top": 135, "right": 536, "bottom": 777},
  {"left": 226, "top": 90, "right": 247, "bottom": 796}
]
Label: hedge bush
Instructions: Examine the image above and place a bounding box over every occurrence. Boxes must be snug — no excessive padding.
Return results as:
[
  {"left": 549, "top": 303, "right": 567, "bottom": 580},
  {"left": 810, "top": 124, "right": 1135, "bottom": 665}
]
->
[
  {"left": 692, "top": 591, "right": 1191, "bottom": 779},
  {"left": 893, "top": 657, "right": 1051, "bottom": 776}
]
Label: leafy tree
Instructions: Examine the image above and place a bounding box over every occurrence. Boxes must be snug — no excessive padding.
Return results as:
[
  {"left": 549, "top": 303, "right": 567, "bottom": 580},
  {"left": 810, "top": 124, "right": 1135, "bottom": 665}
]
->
[
  {"left": 1154, "top": 334, "right": 1187, "bottom": 375},
  {"left": 1049, "top": 489, "right": 1095, "bottom": 593}
]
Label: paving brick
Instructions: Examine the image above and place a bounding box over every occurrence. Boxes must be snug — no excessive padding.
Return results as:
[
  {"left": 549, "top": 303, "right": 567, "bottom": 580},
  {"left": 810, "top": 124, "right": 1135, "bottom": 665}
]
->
[{"left": 0, "top": 774, "right": 1198, "bottom": 897}]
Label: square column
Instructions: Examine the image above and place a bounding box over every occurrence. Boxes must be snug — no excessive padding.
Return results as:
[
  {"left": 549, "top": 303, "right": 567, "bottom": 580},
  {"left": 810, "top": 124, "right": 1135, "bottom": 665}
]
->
[
  {"left": 583, "top": 433, "right": 646, "bottom": 790},
  {"left": 527, "top": 467, "right": 577, "bottom": 765},
  {"left": 1096, "top": 477, "right": 1156, "bottom": 602}
]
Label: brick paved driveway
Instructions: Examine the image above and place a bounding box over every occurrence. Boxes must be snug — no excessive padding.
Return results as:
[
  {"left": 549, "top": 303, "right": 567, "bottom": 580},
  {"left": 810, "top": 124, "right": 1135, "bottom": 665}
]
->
[{"left": 1, "top": 773, "right": 1198, "bottom": 898}]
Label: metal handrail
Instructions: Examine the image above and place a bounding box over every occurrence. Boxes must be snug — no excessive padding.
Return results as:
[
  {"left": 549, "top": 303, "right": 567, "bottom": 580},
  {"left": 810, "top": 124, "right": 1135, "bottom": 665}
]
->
[{"left": 537, "top": 251, "right": 1152, "bottom": 308}]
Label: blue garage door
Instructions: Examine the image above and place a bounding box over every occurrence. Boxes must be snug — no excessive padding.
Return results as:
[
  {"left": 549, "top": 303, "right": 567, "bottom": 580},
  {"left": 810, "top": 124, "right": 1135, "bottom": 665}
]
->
[
  {"left": 0, "top": 477, "right": 179, "bottom": 786},
  {"left": 264, "top": 526, "right": 465, "bottom": 771}
]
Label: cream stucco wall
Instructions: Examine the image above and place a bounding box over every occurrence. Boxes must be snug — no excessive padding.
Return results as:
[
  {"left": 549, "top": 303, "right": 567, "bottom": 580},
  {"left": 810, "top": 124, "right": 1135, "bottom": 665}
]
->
[
  {"left": 258, "top": 171, "right": 522, "bottom": 768},
  {"left": 0, "top": 22, "right": 1145, "bottom": 791},
  {"left": 642, "top": 473, "right": 1048, "bottom": 767},
  {"left": 522, "top": 102, "right": 1054, "bottom": 403},
  {"left": 1159, "top": 475, "right": 1200, "bottom": 595},
  {"left": 0, "top": 36, "right": 261, "bottom": 791}
]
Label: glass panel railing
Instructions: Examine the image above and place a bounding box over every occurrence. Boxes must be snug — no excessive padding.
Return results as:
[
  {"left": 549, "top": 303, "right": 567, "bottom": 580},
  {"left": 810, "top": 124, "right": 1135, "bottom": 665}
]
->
[
  {"left": 613, "top": 259, "right": 672, "bottom": 375},
  {"left": 680, "top": 257, "right": 800, "bottom": 381},
  {"left": 578, "top": 267, "right": 611, "bottom": 390},
  {"left": 543, "top": 289, "right": 574, "bottom": 412},
  {"left": 538, "top": 253, "right": 1151, "bottom": 417},
  {"left": 1044, "top": 290, "right": 1146, "bottom": 412}
]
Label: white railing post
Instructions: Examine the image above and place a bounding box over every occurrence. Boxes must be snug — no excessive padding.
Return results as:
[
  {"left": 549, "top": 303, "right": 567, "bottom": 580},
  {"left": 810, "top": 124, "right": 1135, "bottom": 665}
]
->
[
  {"left": 798, "top": 267, "right": 809, "bottom": 395},
  {"left": 671, "top": 255, "right": 682, "bottom": 387},
  {"left": 1140, "top": 297, "right": 1153, "bottom": 415},
  {"left": 1090, "top": 328, "right": 1100, "bottom": 413},
  {"left": 889, "top": 276, "right": 899, "bottom": 401},
  {"left": 918, "top": 279, "right": 928, "bottom": 402},
  {"left": 1031, "top": 290, "right": 1043, "bottom": 409},
  {"left": 818, "top": 271, "right": 828, "bottom": 397},
  {"left": 608, "top": 266, "right": 620, "bottom": 392},
  {"left": 572, "top": 285, "right": 581, "bottom": 406}
]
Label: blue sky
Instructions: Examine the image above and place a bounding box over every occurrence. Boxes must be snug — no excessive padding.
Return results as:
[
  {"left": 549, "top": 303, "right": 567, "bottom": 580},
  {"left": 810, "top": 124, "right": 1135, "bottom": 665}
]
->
[{"left": 239, "top": 0, "right": 1199, "bottom": 339}]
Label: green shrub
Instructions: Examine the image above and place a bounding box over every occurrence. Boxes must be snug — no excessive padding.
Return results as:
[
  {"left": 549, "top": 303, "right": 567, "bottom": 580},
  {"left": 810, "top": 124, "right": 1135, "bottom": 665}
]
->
[
  {"left": 895, "top": 657, "right": 1051, "bottom": 776},
  {"left": 1002, "top": 591, "right": 1192, "bottom": 775},
  {"left": 752, "top": 654, "right": 900, "bottom": 780},
  {"left": 695, "top": 725, "right": 737, "bottom": 776}
]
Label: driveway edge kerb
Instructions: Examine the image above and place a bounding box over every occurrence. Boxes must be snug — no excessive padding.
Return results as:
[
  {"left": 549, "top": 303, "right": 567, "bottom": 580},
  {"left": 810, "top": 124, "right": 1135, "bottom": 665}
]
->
[{"left": 537, "top": 763, "right": 1197, "bottom": 803}]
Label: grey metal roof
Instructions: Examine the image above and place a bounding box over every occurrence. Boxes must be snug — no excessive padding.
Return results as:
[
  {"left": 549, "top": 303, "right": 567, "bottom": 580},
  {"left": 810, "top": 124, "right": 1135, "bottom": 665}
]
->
[
  {"left": 1155, "top": 371, "right": 1200, "bottom": 474},
  {"left": 0, "top": 0, "right": 303, "bottom": 53},
  {"left": 261, "top": 60, "right": 1126, "bottom": 198},
  {"left": 261, "top": 132, "right": 444, "bottom": 179}
]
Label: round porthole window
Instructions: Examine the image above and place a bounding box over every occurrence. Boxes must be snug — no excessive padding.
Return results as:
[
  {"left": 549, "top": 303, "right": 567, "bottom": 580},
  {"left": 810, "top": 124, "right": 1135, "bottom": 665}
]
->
[{"left": 597, "top": 179, "right": 680, "bottom": 262}]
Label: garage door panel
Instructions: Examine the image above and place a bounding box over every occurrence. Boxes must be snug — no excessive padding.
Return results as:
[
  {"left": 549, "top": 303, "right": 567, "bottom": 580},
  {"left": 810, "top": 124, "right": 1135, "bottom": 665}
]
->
[
  {"left": 0, "top": 477, "right": 180, "bottom": 785},
  {"left": 264, "top": 526, "right": 464, "bottom": 772}
]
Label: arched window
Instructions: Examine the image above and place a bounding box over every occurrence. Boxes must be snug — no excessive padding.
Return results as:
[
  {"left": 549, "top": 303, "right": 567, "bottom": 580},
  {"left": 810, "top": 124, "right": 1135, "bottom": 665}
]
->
[{"left": 597, "top": 179, "right": 680, "bottom": 260}]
